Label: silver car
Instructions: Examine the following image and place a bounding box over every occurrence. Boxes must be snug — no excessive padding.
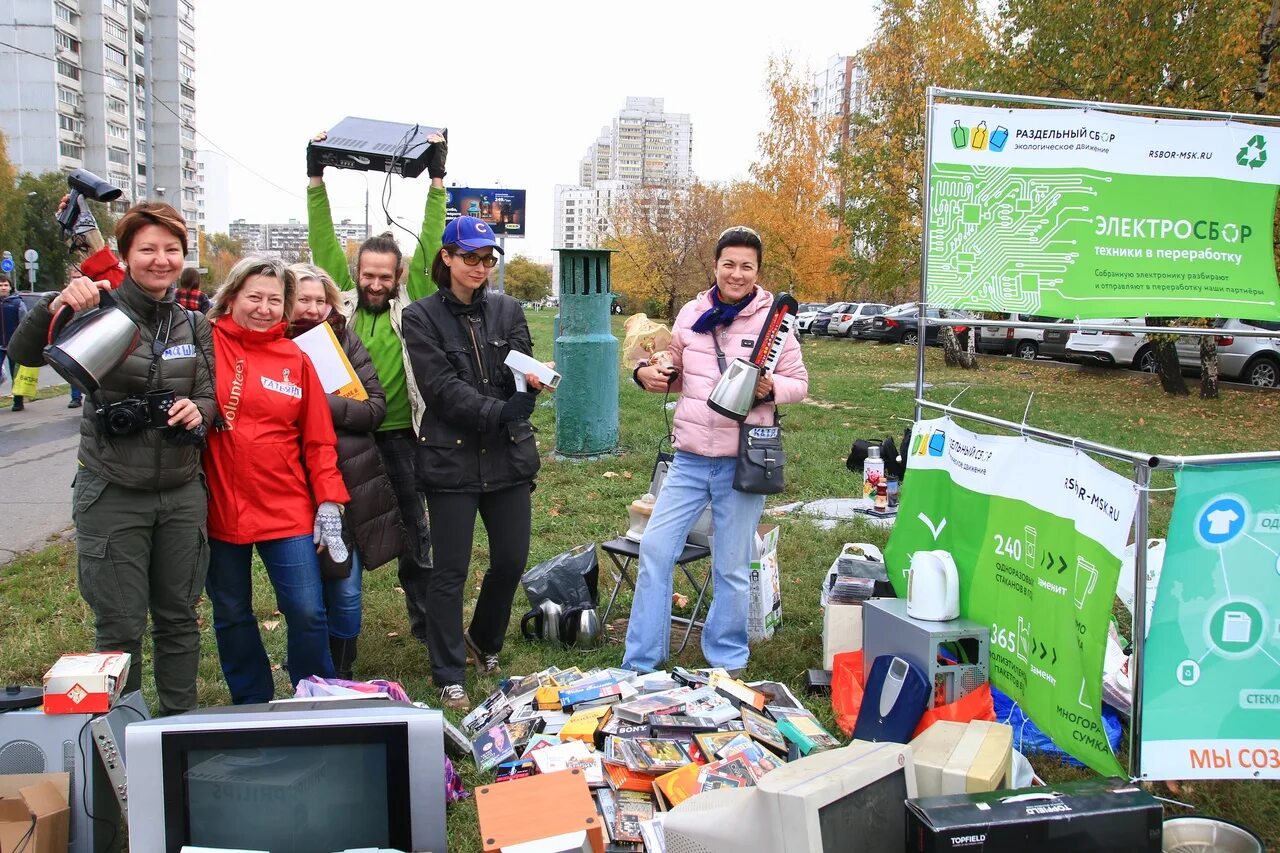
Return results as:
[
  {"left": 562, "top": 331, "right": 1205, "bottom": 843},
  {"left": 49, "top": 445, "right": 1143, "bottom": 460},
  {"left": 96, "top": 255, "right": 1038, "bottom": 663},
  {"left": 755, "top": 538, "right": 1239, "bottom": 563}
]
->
[{"left": 1175, "top": 319, "right": 1280, "bottom": 388}]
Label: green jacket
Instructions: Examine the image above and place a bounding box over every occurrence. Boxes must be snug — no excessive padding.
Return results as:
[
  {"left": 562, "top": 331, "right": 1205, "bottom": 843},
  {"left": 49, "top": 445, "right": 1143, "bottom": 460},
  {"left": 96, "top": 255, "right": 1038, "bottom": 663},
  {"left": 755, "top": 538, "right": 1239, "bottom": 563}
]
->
[
  {"left": 307, "top": 182, "right": 444, "bottom": 433},
  {"left": 8, "top": 278, "right": 218, "bottom": 491}
]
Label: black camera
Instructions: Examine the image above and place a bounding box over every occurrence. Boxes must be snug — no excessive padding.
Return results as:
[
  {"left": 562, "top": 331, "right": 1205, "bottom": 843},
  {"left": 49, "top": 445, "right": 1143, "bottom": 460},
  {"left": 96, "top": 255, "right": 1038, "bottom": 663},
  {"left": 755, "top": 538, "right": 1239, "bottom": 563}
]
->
[{"left": 95, "top": 389, "right": 173, "bottom": 437}]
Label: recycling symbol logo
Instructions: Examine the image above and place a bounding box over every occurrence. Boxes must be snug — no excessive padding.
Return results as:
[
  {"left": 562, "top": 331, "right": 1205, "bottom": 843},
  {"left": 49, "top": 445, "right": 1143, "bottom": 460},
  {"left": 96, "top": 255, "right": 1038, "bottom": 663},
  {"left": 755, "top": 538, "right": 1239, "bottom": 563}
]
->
[{"left": 1237, "top": 134, "right": 1268, "bottom": 169}]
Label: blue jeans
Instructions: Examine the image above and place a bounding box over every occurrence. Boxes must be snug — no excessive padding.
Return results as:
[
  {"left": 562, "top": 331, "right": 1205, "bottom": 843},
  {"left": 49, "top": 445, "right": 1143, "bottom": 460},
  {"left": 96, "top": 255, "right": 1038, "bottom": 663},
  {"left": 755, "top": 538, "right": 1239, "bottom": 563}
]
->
[
  {"left": 323, "top": 551, "right": 362, "bottom": 640},
  {"left": 206, "top": 535, "right": 334, "bottom": 703},
  {"left": 622, "top": 451, "right": 766, "bottom": 672}
]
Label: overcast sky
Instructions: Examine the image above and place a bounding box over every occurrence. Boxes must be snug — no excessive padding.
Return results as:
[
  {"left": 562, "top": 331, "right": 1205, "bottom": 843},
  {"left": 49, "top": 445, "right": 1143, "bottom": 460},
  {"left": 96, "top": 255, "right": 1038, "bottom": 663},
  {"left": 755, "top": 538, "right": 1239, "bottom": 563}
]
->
[{"left": 196, "top": 1, "right": 877, "bottom": 263}]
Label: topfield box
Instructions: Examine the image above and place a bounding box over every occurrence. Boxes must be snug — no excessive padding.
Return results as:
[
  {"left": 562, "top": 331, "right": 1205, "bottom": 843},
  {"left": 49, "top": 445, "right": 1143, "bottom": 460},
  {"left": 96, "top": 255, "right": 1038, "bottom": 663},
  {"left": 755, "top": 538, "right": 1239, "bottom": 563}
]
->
[
  {"left": 41, "top": 653, "right": 130, "bottom": 714},
  {"left": 906, "top": 776, "right": 1162, "bottom": 852}
]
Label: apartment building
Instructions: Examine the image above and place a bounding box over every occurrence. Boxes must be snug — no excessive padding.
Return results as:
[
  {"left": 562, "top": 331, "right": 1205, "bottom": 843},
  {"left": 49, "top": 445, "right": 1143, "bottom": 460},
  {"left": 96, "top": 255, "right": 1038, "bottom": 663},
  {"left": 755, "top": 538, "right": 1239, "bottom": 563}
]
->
[{"left": 0, "top": 0, "right": 202, "bottom": 264}]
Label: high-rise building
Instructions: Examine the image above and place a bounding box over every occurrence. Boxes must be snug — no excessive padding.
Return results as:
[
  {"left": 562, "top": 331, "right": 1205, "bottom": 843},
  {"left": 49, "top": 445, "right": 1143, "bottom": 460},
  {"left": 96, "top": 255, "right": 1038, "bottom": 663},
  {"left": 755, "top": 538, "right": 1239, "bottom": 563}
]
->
[
  {"left": 811, "top": 54, "right": 867, "bottom": 151},
  {"left": 0, "top": 0, "right": 202, "bottom": 264},
  {"left": 196, "top": 147, "right": 229, "bottom": 234},
  {"left": 227, "top": 217, "right": 368, "bottom": 262},
  {"left": 555, "top": 97, "right": 692, "bottom": 284}
]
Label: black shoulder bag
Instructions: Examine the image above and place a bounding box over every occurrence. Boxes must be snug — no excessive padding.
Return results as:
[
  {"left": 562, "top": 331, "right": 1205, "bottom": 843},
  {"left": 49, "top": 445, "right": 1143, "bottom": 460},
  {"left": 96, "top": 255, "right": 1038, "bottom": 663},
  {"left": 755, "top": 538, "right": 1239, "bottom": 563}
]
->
[{"left": 712, "top": 335, "right": 786, "bottom": 494}]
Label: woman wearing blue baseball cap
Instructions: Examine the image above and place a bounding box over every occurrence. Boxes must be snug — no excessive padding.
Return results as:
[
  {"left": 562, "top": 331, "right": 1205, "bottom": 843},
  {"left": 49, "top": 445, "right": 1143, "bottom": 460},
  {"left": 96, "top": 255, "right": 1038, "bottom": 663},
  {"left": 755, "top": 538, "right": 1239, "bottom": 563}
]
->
[{"left": 401, "top": 215, "right": 549, "bottom": 711}]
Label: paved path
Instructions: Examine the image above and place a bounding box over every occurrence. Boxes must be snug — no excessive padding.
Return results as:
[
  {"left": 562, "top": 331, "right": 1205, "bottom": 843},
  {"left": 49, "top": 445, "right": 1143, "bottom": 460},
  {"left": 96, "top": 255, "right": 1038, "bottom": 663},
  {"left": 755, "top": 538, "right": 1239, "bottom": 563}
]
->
[{"left": 0, "top": 368, "right": 82, "bottom": 565}]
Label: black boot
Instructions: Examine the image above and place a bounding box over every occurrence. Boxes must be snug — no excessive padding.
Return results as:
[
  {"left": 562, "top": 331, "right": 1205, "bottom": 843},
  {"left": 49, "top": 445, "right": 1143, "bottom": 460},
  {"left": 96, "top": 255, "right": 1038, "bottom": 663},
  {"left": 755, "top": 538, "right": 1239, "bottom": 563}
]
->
[
  {"left": 11, "top": 395, "right": 23, "bottom": 412},
  {"left": 329, "top": 635, "right": 358, "bottom": 681}
]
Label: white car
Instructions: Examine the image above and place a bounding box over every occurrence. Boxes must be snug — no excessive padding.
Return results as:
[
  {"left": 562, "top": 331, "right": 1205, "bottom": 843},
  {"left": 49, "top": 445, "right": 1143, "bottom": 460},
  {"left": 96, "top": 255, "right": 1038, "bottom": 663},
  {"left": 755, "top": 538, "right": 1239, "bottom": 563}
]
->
[
  {"left": 1064, "top": 319, "right": 1152, "bottom": 368},
  {"left": 1174, "top": 319, "right": 1280, "bottom": 388},
  {"left": 830, "top": 302, "right": 891, "bottom": 338},
  {"left": 795, "top": 302, "right": 831, "bottom": 334}
]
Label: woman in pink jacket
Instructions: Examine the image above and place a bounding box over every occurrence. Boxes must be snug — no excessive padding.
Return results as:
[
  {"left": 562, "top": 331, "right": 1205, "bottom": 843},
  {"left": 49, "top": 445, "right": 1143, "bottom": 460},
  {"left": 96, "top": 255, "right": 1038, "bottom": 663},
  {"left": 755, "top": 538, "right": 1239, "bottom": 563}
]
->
[{"left": 624, "top": 226, "right": 808, "bottom": 674}]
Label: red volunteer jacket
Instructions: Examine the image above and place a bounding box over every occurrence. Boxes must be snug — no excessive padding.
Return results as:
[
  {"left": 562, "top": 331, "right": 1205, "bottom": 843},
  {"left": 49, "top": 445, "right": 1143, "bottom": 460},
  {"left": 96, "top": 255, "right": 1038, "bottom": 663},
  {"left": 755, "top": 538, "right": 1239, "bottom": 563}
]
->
[{"left": 204, "top": 318, "right": 349, "bottom": 544}]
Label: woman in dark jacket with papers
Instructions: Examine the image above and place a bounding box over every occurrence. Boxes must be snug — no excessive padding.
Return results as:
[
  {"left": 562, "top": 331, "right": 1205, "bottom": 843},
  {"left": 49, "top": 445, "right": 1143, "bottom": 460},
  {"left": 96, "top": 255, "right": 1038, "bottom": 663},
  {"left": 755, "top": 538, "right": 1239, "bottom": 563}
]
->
[{"left": 288, "top": 263, "right": 404, "bottom": 679}]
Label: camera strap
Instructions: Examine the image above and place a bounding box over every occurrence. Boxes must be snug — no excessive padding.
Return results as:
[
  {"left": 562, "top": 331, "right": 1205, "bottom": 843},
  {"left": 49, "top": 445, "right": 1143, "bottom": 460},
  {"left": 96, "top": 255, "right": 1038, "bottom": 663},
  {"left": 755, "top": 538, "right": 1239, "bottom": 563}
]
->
[{"left": 144, "top": 307, "right": 175, "bottom": 392}]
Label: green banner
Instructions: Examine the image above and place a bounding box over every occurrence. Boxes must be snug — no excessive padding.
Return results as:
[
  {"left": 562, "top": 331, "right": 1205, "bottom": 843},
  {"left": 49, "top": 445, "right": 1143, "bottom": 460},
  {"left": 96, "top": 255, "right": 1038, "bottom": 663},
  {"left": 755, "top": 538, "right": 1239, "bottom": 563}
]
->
[
  {"left": 928, "top": 104, "right": 1280, "bottom": 320},
  {"left": 885, "top": 418, "right": 1138, "bottom": 775},
  {"left": 1141, "top": 463, "right": 1280, "bottom": 780}
]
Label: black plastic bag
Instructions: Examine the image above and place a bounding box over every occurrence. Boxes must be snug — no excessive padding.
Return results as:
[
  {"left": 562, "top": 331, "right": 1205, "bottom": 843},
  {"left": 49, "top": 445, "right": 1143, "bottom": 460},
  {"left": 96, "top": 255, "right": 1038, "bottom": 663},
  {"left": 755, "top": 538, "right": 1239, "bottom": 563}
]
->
[{"left": 521, "top": 543, "right": 599, "bottom": 609}]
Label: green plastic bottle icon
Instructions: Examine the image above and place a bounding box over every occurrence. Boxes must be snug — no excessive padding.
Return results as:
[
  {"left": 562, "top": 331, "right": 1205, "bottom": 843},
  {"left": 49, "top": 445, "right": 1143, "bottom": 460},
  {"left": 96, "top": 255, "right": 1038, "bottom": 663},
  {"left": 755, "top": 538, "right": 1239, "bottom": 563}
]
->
[
  {"left": 951, "top": 120, "right": 968, "bottom": 149},
  {"left": 971, "top": 121, "right": 989, "bottom": 150}
]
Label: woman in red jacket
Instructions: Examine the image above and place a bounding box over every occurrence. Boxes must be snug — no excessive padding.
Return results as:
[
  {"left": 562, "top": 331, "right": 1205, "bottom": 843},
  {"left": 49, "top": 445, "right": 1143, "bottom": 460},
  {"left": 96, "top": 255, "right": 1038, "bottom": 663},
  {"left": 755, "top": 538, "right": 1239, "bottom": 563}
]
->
[{"left": 203, "top": 257, "right": 350, "bottom": 703}]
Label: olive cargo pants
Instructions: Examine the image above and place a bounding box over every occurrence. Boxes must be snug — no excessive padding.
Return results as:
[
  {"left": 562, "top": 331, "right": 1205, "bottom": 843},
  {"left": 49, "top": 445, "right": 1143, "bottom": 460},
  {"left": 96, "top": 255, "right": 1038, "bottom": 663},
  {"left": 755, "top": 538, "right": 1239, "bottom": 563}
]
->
[{"left": 72, "top": 470, "right": 209, "bottom": 715}]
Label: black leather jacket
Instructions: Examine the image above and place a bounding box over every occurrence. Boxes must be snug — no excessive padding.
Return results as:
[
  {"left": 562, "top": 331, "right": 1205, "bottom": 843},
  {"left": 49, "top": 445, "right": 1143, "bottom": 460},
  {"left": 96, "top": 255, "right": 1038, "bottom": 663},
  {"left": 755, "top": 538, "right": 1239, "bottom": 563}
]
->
[{"left": 401, "top": 286, "right": 540, "bottom": 493}]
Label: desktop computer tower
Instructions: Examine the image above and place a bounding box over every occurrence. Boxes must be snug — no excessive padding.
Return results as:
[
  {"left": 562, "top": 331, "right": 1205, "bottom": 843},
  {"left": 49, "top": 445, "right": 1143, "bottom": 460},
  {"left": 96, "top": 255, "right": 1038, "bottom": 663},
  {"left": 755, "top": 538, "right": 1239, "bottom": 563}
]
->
[
  {"left": 863, "top": 599, "right": 989, "bottom": 709},
  {"left": 0, "top": 690, "right": 149, "bottom": 853}
]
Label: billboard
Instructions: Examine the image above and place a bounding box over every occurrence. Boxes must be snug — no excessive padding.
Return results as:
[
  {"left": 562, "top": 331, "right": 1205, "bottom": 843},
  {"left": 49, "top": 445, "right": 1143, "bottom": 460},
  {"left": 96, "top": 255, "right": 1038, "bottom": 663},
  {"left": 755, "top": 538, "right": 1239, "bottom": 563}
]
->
[
  {"left": 445, "top": 187, "right": 526, "bottom": 238},
  {"left": 926, "top": 104, "right": 1280, "bottom": 320}
]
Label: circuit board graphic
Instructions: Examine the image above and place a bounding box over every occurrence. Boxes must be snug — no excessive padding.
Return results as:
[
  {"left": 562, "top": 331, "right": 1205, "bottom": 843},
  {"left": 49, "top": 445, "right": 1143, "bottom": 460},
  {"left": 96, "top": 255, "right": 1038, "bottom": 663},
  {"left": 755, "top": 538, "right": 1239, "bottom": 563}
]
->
[{"left": 927, "top": 164, "right": 1104, "bottom": 313}]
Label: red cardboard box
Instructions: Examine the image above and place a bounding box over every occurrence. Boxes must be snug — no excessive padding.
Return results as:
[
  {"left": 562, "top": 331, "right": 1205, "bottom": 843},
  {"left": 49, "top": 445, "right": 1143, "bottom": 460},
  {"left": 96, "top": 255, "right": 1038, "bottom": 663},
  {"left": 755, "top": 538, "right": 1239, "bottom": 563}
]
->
[{"left": 41, "top": 653, "right": 130, "bottom": 714}]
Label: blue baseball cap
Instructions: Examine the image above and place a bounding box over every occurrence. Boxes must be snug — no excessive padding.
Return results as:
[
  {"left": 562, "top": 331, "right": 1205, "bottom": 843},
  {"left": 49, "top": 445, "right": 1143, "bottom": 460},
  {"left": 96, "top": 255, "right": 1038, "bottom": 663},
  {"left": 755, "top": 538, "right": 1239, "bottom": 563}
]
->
[{"left": 442, "top": 216, "right": 504, "bottom": 254}]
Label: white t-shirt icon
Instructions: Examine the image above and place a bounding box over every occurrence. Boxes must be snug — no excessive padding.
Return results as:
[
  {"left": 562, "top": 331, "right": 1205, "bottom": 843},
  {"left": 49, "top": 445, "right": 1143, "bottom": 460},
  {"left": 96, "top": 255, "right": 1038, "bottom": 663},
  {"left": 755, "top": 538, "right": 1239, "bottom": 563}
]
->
[{"left": 1206, "top": 508, "right": 1239, "bottom": 535}]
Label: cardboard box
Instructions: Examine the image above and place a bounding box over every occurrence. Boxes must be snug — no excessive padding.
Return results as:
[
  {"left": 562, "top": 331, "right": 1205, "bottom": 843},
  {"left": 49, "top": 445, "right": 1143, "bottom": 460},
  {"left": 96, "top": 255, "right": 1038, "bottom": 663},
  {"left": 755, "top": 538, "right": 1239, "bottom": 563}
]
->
[
  {"left": 821, "top": 602, "right": 862, "bottom": 669},
  {"left": 41, "top": 652, "right": 129, "bottom": 714},
  {"left": 476, "top": 768, "right": 604, "bottom": 853},
  {"left": 906, "top": 776, "right": 1162, "bottom": 852},
  {"left": 0, "top": 773, "right": 70, "bottom": 853},
  {"left": 747, "top": 525, "right": 781, "bottom": 642}
]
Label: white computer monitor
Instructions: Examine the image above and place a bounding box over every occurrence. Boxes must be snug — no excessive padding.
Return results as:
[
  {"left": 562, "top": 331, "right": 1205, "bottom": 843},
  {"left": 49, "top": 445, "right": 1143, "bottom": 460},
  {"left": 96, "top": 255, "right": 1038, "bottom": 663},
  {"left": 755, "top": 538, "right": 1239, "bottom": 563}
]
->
[
  {"left": 124, "top": 699, "right": 446, "bottom": 853},
  {"left": 662, "top": 740, "right": 916, "bottom": 853}
]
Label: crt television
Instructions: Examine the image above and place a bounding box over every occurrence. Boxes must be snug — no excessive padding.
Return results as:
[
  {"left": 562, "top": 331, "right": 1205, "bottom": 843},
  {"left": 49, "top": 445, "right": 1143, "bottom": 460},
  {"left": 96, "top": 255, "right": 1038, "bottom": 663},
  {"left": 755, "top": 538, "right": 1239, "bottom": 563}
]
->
[
  {"left": 662, "top": 740, "right": 917, "bottom": 853},
  {"left": 124, "top": 699, "right": 446, "bottom": 853}
]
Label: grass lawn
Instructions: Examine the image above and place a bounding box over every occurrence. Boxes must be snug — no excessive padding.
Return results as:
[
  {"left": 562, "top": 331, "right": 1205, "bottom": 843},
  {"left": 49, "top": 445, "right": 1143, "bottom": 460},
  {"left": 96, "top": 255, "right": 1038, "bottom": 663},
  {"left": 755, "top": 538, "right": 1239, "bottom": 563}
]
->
[{"left": 2, "top": 311, "right": 1278, "bottom": 850}]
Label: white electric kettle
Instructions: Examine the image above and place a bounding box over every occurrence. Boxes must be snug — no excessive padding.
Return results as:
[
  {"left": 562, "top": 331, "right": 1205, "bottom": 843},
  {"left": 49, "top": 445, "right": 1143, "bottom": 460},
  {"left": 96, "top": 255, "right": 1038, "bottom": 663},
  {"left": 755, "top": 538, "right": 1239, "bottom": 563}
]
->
[{"left": 907, "top": 550, "right": 960, "bottom": 621}]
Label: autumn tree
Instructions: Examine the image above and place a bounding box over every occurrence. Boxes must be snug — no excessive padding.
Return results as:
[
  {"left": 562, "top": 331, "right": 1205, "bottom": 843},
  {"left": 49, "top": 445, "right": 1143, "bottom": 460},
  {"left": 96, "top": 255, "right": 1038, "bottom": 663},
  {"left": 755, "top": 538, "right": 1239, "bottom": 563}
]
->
[
  {"left": 203, "top": 232, "right": 245, "bottom": 288},
  {"left": 990, "top": 0, "right": 1280, "bottom": 396},
  {"left": 835, "top": 0, "right": 991, "bottom": 306},
  {"left": 606, "top": 182, "right": 731, "bottom": 320},
  {"left": 0, "top": 133, "right": 25, "bottom": 277},
  {"left": 503, "top": 255, "right": 552, "bottom": 302},
  {"left": 737, "top": 56, "right": 842, "bottom": 302}
]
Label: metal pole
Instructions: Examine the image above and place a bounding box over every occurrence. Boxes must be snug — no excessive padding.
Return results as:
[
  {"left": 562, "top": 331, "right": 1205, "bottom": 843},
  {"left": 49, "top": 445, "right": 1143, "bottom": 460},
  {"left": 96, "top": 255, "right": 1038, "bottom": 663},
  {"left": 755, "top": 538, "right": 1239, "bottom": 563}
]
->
[
  {"left": 930, "top": 87, "right": 1280, "bottom": 126},
  {"left": 916, "top": 398, "right": 1159, "bottom": 466},
  {"left": 915, "top": 86, "right": 936, "bottom": 421},
  {"left": 1129, "top": 461, "right": 1152, "bottom": 779},
  {"left": 497, "top": 236, "right": 506, "bottom": 294}
]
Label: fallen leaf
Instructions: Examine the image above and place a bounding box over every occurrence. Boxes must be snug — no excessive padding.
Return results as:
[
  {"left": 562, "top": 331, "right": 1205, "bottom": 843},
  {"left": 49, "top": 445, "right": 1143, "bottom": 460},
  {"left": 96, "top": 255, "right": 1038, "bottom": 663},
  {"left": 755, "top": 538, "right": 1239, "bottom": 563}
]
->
[
  {"left": 272, "top": 610, "right": 282, "bottom": 616},
  {"left": 394, "top": 586, "right": 406, "bottom": 595},
  {"left": 549, "top": 507, "right": 562, "bottom": 517},
  {"left": 672, "top": 593, "right": 689, "bottom": 608},
  {"left": 262, "top": 620, "right": 280, "bottom": 631},
  {"left": 271, "top": 663, "right": 282, "bottom": 672},
  {"left": 1137, "top": 417, "right": 1145, "bottom": 426},
  {"left": 603, "top": 471, "right": 620, "bottom": 479},
  {"left": 622, "top": 471, "right": 634, "bottom": 480},
  {"left": 387, "top": 631, "right": 399, "bottom": 638}
]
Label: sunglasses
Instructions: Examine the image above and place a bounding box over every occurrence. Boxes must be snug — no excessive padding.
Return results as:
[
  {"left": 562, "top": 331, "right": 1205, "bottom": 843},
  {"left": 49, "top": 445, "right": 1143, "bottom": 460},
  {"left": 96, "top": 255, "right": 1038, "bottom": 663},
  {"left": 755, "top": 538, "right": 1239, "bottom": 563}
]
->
[{"left": 452, "top": 251, "right": 499, "bottom": 269}]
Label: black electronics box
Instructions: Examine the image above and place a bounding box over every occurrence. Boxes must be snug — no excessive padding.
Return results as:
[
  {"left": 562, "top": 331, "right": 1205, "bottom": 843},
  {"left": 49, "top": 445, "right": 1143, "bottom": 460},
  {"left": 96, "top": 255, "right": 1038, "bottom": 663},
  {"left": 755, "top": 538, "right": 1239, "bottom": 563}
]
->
[
  {"left": 906, "top": 777, "right": 1162, "bottom": 852},
  {"left": 313, "top": 117, "right": 446, "bottom": 178}
]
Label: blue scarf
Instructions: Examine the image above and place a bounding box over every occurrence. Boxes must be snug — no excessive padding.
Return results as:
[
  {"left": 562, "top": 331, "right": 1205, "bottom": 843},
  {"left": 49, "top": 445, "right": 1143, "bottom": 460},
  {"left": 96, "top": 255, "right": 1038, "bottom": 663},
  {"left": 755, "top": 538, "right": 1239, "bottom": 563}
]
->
[{"left": 691, "top": 286, "right": 754, "bottom": 334}]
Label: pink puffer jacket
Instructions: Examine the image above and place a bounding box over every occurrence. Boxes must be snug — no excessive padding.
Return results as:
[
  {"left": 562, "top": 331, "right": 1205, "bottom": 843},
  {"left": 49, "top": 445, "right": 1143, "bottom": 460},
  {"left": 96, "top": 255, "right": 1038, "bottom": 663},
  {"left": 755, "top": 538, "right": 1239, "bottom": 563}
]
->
[{"left": 665, "top": 287, "right": 808, "bottom": 458}]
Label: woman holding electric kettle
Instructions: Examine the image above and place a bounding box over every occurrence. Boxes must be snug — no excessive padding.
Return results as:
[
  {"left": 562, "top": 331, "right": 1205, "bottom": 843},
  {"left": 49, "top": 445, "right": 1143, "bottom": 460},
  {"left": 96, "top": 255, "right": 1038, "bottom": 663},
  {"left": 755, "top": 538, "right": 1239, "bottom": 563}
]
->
[{"left": 6, "top": 202, "right": 218, "bottom": 716}]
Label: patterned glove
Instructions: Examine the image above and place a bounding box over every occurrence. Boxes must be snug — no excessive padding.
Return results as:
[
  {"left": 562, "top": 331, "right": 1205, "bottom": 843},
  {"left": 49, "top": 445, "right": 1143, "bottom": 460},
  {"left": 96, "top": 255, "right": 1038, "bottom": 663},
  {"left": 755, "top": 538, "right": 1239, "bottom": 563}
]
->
[
  {"left": 313, "top": 501, "right": 348, "bottom": 562},
  {"left": 72, "top": 195, "right": 99, "bottom": 237},
  {"left": 306, "top": 141, "right": 325, "bottom": 178},
  {"left": 426, "top": 131, "right": 448, "bottom": 180}
]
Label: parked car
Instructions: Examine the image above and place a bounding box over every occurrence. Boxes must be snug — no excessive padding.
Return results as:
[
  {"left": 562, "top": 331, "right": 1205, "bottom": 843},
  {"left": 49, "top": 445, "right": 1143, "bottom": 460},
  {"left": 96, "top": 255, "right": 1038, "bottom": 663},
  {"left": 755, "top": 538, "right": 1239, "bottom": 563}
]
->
[
  {"left": 795, "top": 302, "right": 830, "bottom": 335},
  {"left": 1175, "top": 319, "right": 1280, "bottom": 388},
  {"left": 830, "top": 303, "right": 890, "bottom": 338},
  {"left": 864, "top": 305, "right": 972, "bottom": 346},
  {"left": 976, "top": 314, "right": 1072, "bottom": 360},
  {"left": 19, "top": 291, "right": 57, "bottom": 311},
  {"left": 811, "top": 302, "right": 854, "bottom": 336},
  {"left": 1064, "top": 319, "right": 1151, "bottom": 368}
]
